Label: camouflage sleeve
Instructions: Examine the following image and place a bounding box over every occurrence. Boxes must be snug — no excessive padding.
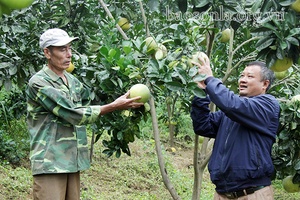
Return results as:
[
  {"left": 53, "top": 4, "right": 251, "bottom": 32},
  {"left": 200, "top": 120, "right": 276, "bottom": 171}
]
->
[{"left": 27, "top": 77, "right": 101, "bottom": 125}]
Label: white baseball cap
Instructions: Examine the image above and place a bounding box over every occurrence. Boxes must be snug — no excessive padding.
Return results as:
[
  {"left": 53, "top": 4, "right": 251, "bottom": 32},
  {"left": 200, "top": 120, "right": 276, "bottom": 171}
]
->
[{"left": 39, "top": 28, "right": 78, "bottom": 49}]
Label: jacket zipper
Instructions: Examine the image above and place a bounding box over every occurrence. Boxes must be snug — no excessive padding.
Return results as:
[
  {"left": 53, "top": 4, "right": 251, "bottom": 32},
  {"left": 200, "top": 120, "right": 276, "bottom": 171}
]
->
[{"left": 220, "top": 123, "right": 233, "bottom": 191}]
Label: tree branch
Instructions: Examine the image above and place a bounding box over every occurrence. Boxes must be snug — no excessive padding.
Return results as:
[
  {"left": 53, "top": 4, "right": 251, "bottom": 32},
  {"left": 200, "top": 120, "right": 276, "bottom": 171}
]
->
[
  {"left": 139, "top": 1, "right": 150, "bottom": 37},
  {"left": 222, "top": 54, "right": 256, "bottom": 83},
  {"left": 232, "top": 36, "right": 261, "bottom": 56},
  {"left": 98, "top": 0, "right": 129, "bottom": 40}
]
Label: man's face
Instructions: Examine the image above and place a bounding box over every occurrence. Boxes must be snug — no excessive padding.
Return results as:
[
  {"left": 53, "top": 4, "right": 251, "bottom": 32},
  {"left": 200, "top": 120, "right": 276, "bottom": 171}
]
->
[
  {"left": 44, "top": 44, "right": 72, "bottom": 72},
  {"left": 238, "top": 65, "right": 269, "bottom": 97}
]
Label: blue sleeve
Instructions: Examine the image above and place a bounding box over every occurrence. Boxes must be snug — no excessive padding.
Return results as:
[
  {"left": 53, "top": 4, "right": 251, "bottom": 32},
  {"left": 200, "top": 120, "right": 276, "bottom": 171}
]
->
[
  {"left": 190, "top": 96, "right": 223, "bottom": 138},
  {"left": 205, "top": 78, "right": 280, "bottom": 137}
]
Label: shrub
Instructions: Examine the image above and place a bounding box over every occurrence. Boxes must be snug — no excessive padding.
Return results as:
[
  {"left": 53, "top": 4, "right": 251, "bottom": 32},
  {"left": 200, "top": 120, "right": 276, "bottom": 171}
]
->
[{"left": 0, "top": 117, "right": 29, "bottom": 166}]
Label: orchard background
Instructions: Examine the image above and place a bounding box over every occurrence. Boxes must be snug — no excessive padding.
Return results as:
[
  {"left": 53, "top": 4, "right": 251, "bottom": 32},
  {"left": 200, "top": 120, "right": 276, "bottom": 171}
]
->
[{"left": 1, "top": 0, "right": 300, "bottom": 199}]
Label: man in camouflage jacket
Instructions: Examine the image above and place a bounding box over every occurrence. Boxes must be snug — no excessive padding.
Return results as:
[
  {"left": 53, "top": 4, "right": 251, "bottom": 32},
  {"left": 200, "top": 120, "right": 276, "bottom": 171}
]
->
[{"left": 26, "top": 28, "right": 144, "bottom": 200}]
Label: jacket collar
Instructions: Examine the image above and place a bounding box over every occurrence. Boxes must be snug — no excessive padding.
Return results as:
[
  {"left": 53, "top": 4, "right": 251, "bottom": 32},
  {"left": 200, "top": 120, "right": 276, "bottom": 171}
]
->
[{"left": 42, "top": 65, "right": 67, "bottom": 82}]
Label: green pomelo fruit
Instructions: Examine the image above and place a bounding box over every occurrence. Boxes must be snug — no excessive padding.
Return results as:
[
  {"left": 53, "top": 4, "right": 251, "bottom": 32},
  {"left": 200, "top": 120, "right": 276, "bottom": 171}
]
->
[
  {"left": 144, "top": 37, "right": 158, "bottom": 55},
  {"left": 270, "top": 57, "right": 293, "bottom": 72},
  {"left": 0, "top": 0, "right": 34, "bottom": 9},
  {"left": 129, "top": 84, "right": 151, "bottom": 103},
  {"left": 282, "top": 175, "right": 300, "bottom": 193},
  {"left": 220, "top": 28, "right": 231, "bottom": 43}
]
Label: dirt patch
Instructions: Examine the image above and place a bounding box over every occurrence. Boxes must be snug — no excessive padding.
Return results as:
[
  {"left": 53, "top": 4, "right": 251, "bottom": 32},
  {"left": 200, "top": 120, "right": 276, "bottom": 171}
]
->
[{"left": 167, "top": 146, "right": 194, "bottom": 170}]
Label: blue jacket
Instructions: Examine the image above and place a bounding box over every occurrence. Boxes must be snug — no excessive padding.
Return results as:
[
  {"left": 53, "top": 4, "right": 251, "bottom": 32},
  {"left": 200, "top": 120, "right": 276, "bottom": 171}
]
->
[{"left": 191, "top": 78, "right": 280, "bottom": 193}]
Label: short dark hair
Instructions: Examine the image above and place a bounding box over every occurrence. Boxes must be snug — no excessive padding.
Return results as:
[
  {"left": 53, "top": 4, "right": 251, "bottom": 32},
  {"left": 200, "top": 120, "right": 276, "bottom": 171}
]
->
[
  {"left": 246, "top": 61, "right": 275, "bottom": 92},
  {"left": 46, "top": 46, "right": 54, "bottom": 53}
]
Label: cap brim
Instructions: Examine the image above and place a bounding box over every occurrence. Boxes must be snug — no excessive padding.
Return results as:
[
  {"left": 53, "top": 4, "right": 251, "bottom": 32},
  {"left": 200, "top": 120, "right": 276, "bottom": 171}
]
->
[{"left": 51, "top": 37, "right": 79, "bottom": 47}]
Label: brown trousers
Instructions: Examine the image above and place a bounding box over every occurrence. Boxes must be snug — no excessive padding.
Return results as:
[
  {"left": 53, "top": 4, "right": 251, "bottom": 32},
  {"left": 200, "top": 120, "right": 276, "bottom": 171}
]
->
[
  {"left": 33, "top": 172, "right": 80, "bottom": 200},
  {"left": 214, "top": 186, "right": 274, "bottom": 200}
]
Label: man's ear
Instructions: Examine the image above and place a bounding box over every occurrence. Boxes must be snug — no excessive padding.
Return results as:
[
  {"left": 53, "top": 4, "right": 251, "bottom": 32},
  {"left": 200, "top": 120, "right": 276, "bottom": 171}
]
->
[
  {"left": 43, "top": 48, "right": 51, "bottom": 59},
  {"left": 263, "top": 80, "right": 270, "bottom": 91}
]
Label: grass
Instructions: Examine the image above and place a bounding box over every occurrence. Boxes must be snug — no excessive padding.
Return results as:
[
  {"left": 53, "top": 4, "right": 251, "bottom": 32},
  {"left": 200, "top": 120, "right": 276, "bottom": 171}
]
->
[
  {"left": 0, "top": 113, "right": 298, "bottom": 200},
  {"left": 80, "top": 137, "right": 201, "bottom": 200},
  {"left": 0, "top": 165, "right": 32, "bottom": 200},
  {"left": 1, "top": 136, "right": 300, "bottom": 200}
]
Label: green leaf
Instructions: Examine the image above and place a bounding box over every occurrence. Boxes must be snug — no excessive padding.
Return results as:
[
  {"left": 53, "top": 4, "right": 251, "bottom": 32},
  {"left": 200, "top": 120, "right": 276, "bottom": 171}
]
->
[
  {"left": 175, "top": 69, "right": 189, "bottom": 84},
  {"left": 95, "top": 133, "right": 101, "bottom": 143},
  {"left": 102, "top": 140, "right": 109, "bottom": 147},
  {"left": 255, "top": 37, "right": 275, "bottom": 51},
  {"left": 279, "top": 39, "right": 288, "bottom": 50},
  {"left": 163, "top": 73, "right": 173, "bottom": 82},
  {"left": 250, "top": 0, "right": 263, "bottom": 13},
  {"left": 266, "top": 53, "right": 276, "bottom": 69},
  {"left": 222, "top": 4, "right": 238, "bottom": 13},
  {"left": 165, "top": 81, "right": 183, "bottom": 91},
  {"left": 193, "top": 0, "right": 210, "bottom": 7},
  {"left": 111, "top": 66, "right": 120, "bottom": 71},
  {"left": 192, "top": 87, "right": 206, "bottom": 98},
  {"left": 124, "top": 132, "right": 135, "bottom": 143},
  {"left": 128, "top": 71, "right": 140, "bottom": 79},
  {"left": 116, "top": 149, "right": 121, "bottom": 158},
  {"left": 272, "top": 19, "right": 282, "bottom": 30},
  {"left": 147, "top": 0, "right": 160, "bottom": 12},
  {"left": 177, "top": 0, "right": 188, "bottom": 13},
  {"left": 256, "top": 48, "right": 271, "bottom": 61},
  {"left": 117, "top": 78, "right": 123, "bottom": 89},
  {"left": 123, "top": 46, "right": 132, "bottom": 55},
  {"left": 262, "top": 22, "right": 277, "bottom": 31},
  {"left": 0, "top": 62, "right": 11, "bottom": 69},
  {"left": 252, "top": 27, "right": 272, "bottom": 34},
  {"left": 193, "top": 74, "right": 207, "bottom": 82},
  {"left": 4, "top": 79, "right": 12, "bottom": 91},
  {"left": 289, "top": 28, "right": 300, "bottom": 37},
  {"left": 188, "top": 67, "right": 198, "bottom": 77},
  {"left": 295, "top": 160, "right": 300, "bottom": 171},
  {"left": 276, "top": 47, "right": 284, "bottom": 60},
  {"left": 9, "top": 65, "right": 17, "bottom": 76},
  {"left": 279, "top": 0, "right": 293, "bottom": 7},
  {"left": 286, "top": 37, "right": 299, "bottom": 46},
  {"left": 102, "top": 149, "right": 114, "bottom": 157},
  {"left": 99, "top": 46, "right": 109, "bottom": 57},
  {"left": 117, "top": 131, "right": 123, "bottom": 140},
  {"left": 169, "top": 24, "right": 178, "bottom": 30},
  {"left": 291, "top": 122, "right": 297, "bottom": 130},
  {"left": 97, "top": 70, "right": 110, "bottom": 81},
  {"left": 108, "top": 49, "right": 117, "bottom": 58},
  {"left": 147, "top": 60, "right": 160, "bottom": 76}
]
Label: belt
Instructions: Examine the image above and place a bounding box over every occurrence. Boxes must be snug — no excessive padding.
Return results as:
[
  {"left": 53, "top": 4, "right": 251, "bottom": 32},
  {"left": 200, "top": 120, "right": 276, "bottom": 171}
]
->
[{"left": 218, "top": 186, "right": 265, "bottom": 199}]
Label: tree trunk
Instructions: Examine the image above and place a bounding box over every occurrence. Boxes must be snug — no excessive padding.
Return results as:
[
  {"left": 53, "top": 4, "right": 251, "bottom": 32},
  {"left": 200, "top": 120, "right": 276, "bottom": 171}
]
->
[
  {"left": 167, "top": 102, "right": 175, "bottom": 147},
  {"left": 192, "top": 136, "right": 201, "bottom": 199},
  {"left": 192, "top": 102, "right": 215, "bottom": 200},
  {"left": 192, "top": 136, "right": 213, "bottom": 200},
  {"left": 149, "top": 96, "right": 181, "bottom": 200}
]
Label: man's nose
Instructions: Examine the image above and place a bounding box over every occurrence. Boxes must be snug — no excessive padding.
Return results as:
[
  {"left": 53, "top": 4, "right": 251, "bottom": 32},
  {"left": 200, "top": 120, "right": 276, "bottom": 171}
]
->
[
  {"left": 239, "top": 77, "right": 247, "bottom": 83},
  {"left": 66, "top": 48, "right": 72, "bottom": 57}
]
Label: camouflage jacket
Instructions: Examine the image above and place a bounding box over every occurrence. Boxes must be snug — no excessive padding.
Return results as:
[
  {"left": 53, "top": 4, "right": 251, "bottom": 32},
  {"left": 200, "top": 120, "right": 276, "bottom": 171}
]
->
[{"left": 26, "top": 66, "right": 101, "bottom": 175}]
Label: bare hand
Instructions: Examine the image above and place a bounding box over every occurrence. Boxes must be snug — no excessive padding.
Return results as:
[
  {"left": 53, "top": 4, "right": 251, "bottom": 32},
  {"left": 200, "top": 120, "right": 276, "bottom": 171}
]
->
[
  {"left": 99, "top": 91, "right": 145, "bottom": 115},
  {"left": 191, "top": 52, "right": 213, "bottom": 89},
  {"left": 113, "top": 91, "right": 144, "bottom": 110}
]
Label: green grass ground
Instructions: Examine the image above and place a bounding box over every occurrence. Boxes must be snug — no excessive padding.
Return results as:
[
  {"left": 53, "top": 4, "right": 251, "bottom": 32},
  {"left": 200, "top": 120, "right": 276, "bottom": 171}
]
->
[{"left": 0, "top": 138, "right": 299, "bottom": 200}]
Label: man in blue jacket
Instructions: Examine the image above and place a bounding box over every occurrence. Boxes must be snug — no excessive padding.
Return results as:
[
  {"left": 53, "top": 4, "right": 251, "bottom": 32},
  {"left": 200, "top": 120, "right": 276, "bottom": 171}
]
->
[{"left": 190, "top": 54, "right": 280, "bottom": 199}]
